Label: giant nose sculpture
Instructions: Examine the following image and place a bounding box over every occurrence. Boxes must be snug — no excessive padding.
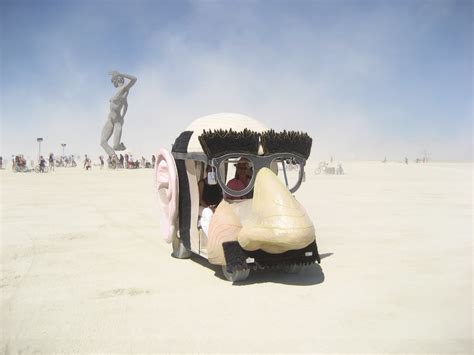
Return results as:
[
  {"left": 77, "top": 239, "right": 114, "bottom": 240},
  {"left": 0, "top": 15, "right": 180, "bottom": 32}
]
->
[
  {"left": 237, "top": 167, "right": 315, "bottom": 253},
  {"left": 207, "top": 167, "right": 316, "bottom": 265}
]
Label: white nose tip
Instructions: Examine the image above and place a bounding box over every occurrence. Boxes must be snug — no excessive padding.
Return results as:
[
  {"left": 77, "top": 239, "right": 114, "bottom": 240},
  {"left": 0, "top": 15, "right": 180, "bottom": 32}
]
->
[{"left": 237, "top": 167, "right": 315, "bottom": 253}]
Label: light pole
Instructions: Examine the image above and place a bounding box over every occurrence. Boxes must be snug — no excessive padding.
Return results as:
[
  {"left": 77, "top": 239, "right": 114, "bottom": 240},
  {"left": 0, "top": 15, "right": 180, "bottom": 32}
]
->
[
  {"left": 61, "top": 143, "right": 66, "bottom": 157},
  {"left": 36, "top": 138, "right": 43, "bottom": 161}
]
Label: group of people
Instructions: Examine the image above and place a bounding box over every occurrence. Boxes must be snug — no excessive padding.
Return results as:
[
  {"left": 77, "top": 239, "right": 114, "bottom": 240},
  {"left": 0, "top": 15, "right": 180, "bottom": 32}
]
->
[
  {"left": 54, "top": 154, "right": 77, "bottom": 168},
  {"left": 11, "top": 155, "right": 28, "bottom": 172},
  {"left": 8, "top": 153, "right": 77, "bottom": 173},
  {"left": 382, "top": 157, "right": 429, "bottom": 164},
  {"left": 36, "top": 153, "right": 76, "bottom": 172},
  {"left": 7, "top": 152, "right": 88, "bottom": 173},
  {"left": 5, "top": 152, "right": 157, "bottom": 173},
  {"left": 99, "top": 154, "right": 156, "bottom": 170}
]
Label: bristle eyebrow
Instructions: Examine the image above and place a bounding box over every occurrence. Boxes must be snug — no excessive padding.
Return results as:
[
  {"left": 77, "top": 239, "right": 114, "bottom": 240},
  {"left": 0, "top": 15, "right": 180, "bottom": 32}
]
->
[
  {"left": 261, "top": 130, "right": 312, "bottom": 159},
  {"left": 198, "top": 129, "right": 260, "bottom": 158},
  {"left": 198, "top": 129, "right": 312, "bottom": 159}
]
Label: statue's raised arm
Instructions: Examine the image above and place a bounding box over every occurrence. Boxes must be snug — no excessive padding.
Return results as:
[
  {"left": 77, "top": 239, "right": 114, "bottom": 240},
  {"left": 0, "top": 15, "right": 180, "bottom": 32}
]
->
[{"left": 109, "top": 70, "right": 137, "bottom": 91}]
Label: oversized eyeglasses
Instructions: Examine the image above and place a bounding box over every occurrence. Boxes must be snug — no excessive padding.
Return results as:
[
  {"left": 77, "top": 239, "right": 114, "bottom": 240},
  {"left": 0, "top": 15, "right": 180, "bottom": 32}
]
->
[
  {"left": 172, "top": 152, "right": 306, "bottom": 197},
  {"left": 211, "top": 153, "right": 306, "bottom": 197}
]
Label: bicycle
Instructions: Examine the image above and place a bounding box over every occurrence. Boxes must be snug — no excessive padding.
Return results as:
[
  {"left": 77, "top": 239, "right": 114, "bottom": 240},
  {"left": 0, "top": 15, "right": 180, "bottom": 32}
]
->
[
  {"left": 314, "top": 161, "right": 328, "bottom": 175},
  {"left": 34, "top": 165, "right": 49, "bottom": 173}
]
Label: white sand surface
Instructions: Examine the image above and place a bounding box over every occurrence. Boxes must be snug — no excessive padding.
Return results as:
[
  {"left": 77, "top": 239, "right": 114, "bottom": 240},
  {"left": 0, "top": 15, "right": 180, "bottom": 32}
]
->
[{"left": 1, "top": 162, "right": 472, "bottom": 353}]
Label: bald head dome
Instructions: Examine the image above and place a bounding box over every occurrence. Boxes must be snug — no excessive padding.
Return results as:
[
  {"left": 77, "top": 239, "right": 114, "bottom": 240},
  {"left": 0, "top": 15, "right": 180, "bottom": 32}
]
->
[{"left": 185, "top": 113, "right": 268, "bottom": 154}]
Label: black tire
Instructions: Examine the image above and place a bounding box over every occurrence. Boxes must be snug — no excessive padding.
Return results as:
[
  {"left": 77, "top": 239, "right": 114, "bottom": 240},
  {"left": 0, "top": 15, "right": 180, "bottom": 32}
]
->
[{"left": 222, "top": 265, "right": 250, "bottom": 282}]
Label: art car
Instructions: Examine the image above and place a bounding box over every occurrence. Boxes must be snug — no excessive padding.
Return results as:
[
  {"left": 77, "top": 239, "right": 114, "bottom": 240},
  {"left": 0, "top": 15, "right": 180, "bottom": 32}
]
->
[{"left": 155, "top": 113, "right": 320, "bottom": 282}]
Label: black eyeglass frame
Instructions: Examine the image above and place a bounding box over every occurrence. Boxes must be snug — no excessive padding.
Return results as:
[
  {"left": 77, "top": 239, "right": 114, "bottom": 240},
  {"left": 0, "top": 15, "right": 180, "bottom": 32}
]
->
[
  {"left": 171, "top": 151, "right": 307, "bottom": 197},
  {"left": 210, "top": 152, "right": 306, "bottom": 197}
]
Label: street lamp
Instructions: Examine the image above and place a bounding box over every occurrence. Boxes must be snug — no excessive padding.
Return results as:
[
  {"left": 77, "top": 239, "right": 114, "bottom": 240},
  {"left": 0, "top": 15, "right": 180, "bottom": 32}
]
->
[
  {"left": 61, "top": 143, "right": 66, "bottom": 157},
  {"left": 36, "top": 138, "right": 43, "bottom": 161}
]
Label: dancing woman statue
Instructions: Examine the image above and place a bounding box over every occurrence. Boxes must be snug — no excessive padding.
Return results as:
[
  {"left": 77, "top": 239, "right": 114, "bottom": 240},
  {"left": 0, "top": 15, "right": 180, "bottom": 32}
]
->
[{"left": 101, "top": 70, "right": 137, "bottom": 157}]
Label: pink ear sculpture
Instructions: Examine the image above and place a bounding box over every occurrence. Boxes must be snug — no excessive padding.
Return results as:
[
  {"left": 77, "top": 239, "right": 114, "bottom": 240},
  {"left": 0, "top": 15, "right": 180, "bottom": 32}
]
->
[{"left": 155, "top": 148, "right": 179, "bottom": 243}]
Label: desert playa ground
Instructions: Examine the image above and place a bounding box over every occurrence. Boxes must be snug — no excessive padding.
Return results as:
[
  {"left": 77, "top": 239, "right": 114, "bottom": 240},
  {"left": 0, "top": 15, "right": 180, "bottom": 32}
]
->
[{"left": 1, "top": 161, "right": 472, "bottom": 353}]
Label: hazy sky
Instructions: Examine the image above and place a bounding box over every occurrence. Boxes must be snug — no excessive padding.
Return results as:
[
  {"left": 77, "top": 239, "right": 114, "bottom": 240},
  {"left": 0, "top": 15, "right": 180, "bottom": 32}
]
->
[{"left": 1, "top": 0, "right": 472, "bottom": 161}]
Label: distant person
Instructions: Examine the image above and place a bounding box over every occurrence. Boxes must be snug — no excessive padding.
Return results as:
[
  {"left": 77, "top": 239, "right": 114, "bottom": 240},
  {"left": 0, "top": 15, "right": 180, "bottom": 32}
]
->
[
  {"left": 0, "top": 156, "right": 3, "bottom": 169},
  {"left": 15, "top": 155, "right": 26, "bottom": 172},
  {"left": 405, "top": 157, "right": 408, "bottom": 164},
  {"left": 99, "top": 156, "right": 104, "bottom": 169},
  {"left": 152, "top": 155, "right": 156, "bottom": 168},
  {"left": 119, "top": 154, "right": 124, "bottom": 168},
  {"left": 84, "top": 155, "right": 92, "bottom": 170},
  {"left": 336, "top": 163, "right": 344, "bottom": 175},
  {"left": 124, "top": 154, "right": 129, "bottom": 169},
  {"left": 14, "top": 156, "right": 19, "bottom": 172},
  {"left": 111, "top": 155, "right": 118, "bottom": 169},
  {"left": 39, "top": 156, "right": 46, "bottom": 173},
  {"left": 20, "top": 156, "right": 27, "bottom": 170},
  {"left": 49, "top": 153, "right": 55, "bottom": 171}
]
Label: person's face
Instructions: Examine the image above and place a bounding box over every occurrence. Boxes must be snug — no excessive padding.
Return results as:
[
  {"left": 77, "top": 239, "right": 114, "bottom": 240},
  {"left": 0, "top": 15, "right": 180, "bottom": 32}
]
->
[{"left": 236, "top": 164, "right": 248, "bottom": 178}]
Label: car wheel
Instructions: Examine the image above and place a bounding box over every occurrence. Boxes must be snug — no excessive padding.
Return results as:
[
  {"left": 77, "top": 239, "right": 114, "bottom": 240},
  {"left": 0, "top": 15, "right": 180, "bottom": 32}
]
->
[
  {"left": 222, "top": 265, "right": 250, "bottom": 282},
  {"left": 172, "top": 236, "right": 191, "bottom": 259}
]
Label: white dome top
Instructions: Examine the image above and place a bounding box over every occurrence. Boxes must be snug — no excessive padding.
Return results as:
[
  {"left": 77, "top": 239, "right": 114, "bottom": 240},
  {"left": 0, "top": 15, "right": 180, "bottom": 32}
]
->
[{"left": 185, "top": 112, "right": 268, "bottom": 154}]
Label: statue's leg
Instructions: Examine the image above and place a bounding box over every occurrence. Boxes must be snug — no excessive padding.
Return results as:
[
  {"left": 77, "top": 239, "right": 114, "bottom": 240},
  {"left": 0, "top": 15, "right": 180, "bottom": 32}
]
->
[
  {"left": 101, "top": 121, "right": 116, "bottom": 157},
  {"left": 112, "top": 122, "right": 126, "bottom": 151}
]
